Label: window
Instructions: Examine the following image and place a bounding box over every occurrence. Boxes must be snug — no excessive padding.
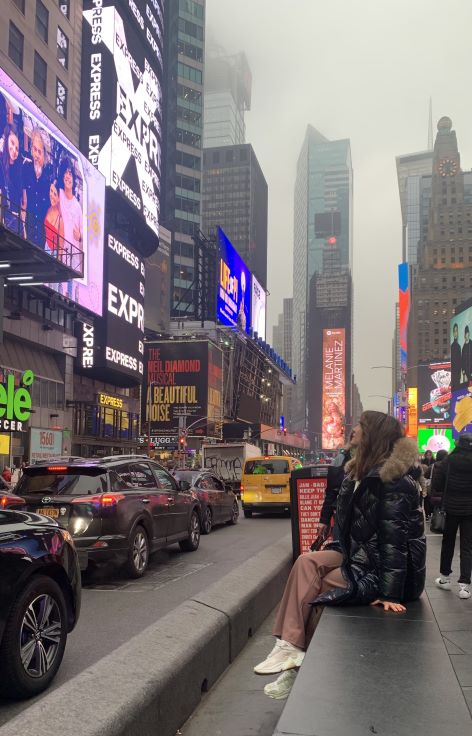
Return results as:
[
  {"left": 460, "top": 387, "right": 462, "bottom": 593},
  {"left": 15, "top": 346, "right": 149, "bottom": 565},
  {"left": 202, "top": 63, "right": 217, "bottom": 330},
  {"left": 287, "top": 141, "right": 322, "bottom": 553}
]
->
[
  {"left": 152, "top": 465, "right": 177, "bottom": 490},
  {"left": 36, "top": 0, "right": 49, "bottom": 43},
  {"left": 177, "top": 62, "right": 202, "bottom": 84},
  {"left": 34, "top": 52, "right": 47, "bottom": 95},
  {"left": 16, "top": 468, "right": 107, "bottom": 496},
  {"left": 57, "top": 26, "right": 69, "bottom": 68},
  {"left": 8, "top": 22, "right": 24, "bottom": 69},
  {"left": 12, "top": 0, "right": 25, "bottom": 13},
  {"left": 129, "top": 463, "right": 156, "bottom": 488},
  {"left": 59, "top": 0, "right": 70, "bottom": 18},
  {"left": 55, "top": 77, "right": 67, "bottom": 117}
]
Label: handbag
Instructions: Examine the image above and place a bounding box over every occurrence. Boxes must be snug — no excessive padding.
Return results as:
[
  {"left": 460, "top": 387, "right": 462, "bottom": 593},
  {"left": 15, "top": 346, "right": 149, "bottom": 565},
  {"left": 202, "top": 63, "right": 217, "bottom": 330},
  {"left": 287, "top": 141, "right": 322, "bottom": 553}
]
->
[{"left": 430, "top": 461, "right": 450, "bottom": 534}]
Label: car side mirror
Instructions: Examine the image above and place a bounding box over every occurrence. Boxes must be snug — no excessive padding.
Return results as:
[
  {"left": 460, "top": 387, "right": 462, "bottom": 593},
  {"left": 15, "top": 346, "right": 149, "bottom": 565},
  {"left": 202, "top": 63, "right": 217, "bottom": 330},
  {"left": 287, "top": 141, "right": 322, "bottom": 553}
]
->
[{"left": 179, "top": 480, "right": 191, "bottom": 492}]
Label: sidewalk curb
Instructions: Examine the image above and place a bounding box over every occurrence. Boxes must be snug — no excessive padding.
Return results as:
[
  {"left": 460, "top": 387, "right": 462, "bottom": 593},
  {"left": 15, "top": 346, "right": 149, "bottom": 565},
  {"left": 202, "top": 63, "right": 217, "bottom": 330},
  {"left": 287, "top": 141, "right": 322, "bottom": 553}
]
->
[{"left": 0, "top": 534, "right": 292, "bottom": 736}]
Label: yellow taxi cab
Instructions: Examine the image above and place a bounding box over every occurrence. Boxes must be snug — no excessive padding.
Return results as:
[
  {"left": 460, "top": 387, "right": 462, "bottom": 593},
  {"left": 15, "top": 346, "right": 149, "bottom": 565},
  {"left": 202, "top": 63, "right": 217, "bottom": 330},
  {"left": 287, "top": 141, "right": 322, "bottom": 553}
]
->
[{"left": 240, "top": 455, "right": 301, "bottom": 517}]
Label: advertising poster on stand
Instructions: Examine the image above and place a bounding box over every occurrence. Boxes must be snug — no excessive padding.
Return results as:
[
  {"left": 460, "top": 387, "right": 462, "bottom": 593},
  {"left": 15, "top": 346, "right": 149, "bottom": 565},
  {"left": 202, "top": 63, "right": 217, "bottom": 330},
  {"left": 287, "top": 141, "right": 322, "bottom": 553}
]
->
[
  {"left": 296, "top": 476, "right": 328, "bottom": 556},
  {"left": 0, "top": 69, "right": 105, "bottom": 315},
  {"left": 418, "top": 363, "right": 451, "bottom": 426},
  {"left": 217, "top": 227, "right": 251, "bottom": 333},
  {"left": 251, "top": 275, "right": 266, "bottom": 340},
  {"left": 321, "top": 328, "right": 345, "bottom": 450},
  {"left": 30, "top": 429, "right": 63, "bottom": 463}
]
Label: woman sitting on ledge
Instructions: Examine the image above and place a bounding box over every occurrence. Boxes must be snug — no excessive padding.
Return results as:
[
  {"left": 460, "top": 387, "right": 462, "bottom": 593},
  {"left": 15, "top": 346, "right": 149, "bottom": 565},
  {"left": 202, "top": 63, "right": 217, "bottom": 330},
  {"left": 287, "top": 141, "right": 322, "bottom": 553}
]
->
[{"left": 255, "top": 411, "right": 426, "bottom": 690}]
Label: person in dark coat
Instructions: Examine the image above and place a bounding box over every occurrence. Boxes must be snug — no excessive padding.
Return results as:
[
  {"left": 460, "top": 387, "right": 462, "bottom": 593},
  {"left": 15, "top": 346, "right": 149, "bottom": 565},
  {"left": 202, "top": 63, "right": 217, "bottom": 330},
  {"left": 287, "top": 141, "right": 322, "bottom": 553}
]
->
[
  {"left": 254, "top": 411, "right": 426, "bottom": 685},
  {"left": 432, "top": 433, "right": 472, "bottom": 599},
  {"left": 425, "top": 449, "right": 448, "bottom": 515}
]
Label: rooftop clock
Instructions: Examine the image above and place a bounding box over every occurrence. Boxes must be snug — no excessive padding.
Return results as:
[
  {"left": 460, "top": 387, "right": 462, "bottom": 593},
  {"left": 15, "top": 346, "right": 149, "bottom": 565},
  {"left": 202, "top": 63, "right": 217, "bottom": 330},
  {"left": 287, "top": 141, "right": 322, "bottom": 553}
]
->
[{"left": 438, "top": 158, "right": 458, "bottom": 177}]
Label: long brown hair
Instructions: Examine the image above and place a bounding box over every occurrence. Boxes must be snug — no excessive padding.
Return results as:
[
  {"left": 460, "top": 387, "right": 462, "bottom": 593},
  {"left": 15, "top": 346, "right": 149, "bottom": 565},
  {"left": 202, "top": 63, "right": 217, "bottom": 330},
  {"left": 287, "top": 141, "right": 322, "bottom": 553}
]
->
[{"left": 349, "top": 411, "right": 404, "bottom": 480}]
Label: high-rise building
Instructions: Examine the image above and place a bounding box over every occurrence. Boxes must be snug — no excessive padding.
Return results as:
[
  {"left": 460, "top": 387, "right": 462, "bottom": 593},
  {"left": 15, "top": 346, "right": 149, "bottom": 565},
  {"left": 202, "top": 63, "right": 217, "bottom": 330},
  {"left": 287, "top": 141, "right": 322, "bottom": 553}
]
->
[
  {"left": 396, "top": 150, "right": 433, "bottom": 264},
  {"left": 202, "top": 143, "right": 268, "bottom": 287},
  {"left": 292, "top": 125, "right": 353, "bottom": 430},
  {"left": 161, "top": 0, "right": 205, "bottom": 318},
  {"left": 204, "top": 50, "right": 251, "bottom": 148},
  {"left": 408, "top": 117, "right": 472, "bottom": 381}
]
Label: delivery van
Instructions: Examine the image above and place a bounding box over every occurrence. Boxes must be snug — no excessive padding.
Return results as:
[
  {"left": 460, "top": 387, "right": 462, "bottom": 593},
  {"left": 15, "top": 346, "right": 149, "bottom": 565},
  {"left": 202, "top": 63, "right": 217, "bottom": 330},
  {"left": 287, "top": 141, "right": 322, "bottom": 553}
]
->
[{"left": 240, "top": 455, "right": 301, "bottom": 517}]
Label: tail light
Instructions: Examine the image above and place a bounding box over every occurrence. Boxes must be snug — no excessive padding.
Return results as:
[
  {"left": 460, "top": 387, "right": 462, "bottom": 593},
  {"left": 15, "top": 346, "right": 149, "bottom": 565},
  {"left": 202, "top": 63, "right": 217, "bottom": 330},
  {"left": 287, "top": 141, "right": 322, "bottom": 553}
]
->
[
  {"left": 240, "top": 484, "right": 244, "bottom": 498},
  {"left": 0, "top": 494, "right": 26, "bottom": 508},
  {"left": 100, "top": 494, "right": 125, "bottom": 507}
]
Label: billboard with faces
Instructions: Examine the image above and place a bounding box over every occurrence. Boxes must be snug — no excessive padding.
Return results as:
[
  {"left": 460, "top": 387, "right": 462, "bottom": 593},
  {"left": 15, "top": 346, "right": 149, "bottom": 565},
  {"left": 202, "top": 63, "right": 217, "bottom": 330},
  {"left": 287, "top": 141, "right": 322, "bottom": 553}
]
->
[
  {"left": 0, "top": 68, "right": 105, "bottom": 315},
  {"left": 450, "top": 300, "right": 472, "bottom": 439},
  {"left": 81, "top": 0, "right": 164, "bottom": 238},
  {"left": 217, "top": 227, "right": 251, "bottom": 333}
]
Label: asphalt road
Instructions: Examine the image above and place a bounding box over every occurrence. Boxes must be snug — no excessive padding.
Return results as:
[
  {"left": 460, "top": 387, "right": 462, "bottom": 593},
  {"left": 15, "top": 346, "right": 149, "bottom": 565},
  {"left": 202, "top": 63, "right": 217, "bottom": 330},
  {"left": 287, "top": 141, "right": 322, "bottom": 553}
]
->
[{"left": 0, "top": 508, "right": 290, "bottom": 727}]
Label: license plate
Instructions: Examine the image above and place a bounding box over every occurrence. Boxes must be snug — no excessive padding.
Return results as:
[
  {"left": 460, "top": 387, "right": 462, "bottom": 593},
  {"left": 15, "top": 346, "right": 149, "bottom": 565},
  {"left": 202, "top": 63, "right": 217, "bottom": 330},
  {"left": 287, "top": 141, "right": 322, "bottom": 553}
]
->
[
  {"left": 270, "top": 487, "right": 283, "bottom": 494},
  {"left": 36, "top": 507, "right": 59, "bottom": 518}
]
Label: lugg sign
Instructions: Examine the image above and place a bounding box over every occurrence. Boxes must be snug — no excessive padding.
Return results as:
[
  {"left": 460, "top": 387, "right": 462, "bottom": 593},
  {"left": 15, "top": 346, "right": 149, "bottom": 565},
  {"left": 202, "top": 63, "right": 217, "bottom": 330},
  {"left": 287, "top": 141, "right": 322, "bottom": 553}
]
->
[{"left": 0, "top": 370, "right": 34, "bottom": 431}]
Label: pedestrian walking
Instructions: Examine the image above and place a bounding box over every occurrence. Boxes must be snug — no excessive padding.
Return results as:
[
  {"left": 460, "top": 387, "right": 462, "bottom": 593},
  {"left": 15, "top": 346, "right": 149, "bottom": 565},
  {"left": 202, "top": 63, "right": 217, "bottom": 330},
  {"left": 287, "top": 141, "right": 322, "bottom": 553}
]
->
[
  {"left": 254, "top": 411, "right": 426, "bottom": 698},
  {"left": 424, "top": 449, "right": 448, "bottom": 520},
  {"left": 433, "top": 434, "right": 472, "bottom": 599}
]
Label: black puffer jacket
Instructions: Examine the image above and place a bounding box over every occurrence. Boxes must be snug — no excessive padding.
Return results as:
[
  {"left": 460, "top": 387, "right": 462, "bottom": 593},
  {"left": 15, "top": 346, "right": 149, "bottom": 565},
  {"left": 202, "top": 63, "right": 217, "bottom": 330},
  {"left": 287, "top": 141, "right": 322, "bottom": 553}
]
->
[
  {"left": 430, "top": 438, "right": 472, "bottom": 516},
  {"left": 319, "top": 449, "right": 351, "bottom": 525},
  {"left": 313, "top": 437, "right": 426, "bottom": 606}
]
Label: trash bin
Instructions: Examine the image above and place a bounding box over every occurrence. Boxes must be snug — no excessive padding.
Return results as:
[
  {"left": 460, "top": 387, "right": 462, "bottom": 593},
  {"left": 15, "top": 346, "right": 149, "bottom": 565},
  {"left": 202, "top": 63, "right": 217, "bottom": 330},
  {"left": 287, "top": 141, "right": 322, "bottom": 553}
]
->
[{"left": 290, "top": 464, "right": 329, "bottom": 561}]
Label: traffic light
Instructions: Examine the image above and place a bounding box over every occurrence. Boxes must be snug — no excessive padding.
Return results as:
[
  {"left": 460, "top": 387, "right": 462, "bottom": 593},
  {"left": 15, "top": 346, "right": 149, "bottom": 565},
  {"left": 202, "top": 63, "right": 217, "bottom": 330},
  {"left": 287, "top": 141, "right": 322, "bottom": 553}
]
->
[{"left": 179, "top": 435, "right": 186, "bottom": 449}]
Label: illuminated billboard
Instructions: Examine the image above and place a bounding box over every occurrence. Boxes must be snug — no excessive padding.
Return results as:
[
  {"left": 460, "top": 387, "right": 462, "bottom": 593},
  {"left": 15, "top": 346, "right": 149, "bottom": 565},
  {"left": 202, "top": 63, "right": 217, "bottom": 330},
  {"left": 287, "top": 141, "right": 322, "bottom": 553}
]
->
[
  {"left": 398, "top": 263, "right": 410, "bottom": 375},
  {"left": 418, "top": 362, "right": 451, "bottom": 426},
  {"left": 321, "top": 328, "right": 345, "bottom": 450},
  {"left": 450, "top": 299, "right": 472, "bottom": 439},
  {"left": 81, "top": 0, "right": 164, "bottom": 237},
  {"left": 217, "top": 227, "right": 251, "bottom": 333},
  {"left": 0, "top": 68, "right": 105, "bottom": 315},
  {"left": 251, "top": 275, "right": 266, "bottom": 340},
  {"left": 417, "top": 428, "right": 453, "bottom": 455},
  {"left": 406, "top": 387, "right": 418, "bottom": 438}
]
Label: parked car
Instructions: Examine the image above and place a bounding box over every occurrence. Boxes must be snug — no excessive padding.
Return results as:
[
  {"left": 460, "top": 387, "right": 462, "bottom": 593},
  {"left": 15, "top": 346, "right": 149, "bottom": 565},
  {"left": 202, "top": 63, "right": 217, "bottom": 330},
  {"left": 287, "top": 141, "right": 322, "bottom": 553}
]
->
[
  {"left": 241, "top": 455, "right": 301, "bottom": 517},
  {"left": 173, "top": 470, "right": 240, "bottom": 534},
  {"left": 13, "top": 456, "right": 202, "bottom": 578},
  {"left": 0, "top": 508, "right": 81, "bottom": 699}
]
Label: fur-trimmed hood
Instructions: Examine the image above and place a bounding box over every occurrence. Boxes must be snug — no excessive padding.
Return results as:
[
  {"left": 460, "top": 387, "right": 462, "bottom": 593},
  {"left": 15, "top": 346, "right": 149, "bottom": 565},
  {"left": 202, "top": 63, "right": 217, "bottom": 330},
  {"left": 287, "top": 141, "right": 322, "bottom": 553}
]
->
[{"left": 379, "top": 437, "right": 420, "bottom": 484}]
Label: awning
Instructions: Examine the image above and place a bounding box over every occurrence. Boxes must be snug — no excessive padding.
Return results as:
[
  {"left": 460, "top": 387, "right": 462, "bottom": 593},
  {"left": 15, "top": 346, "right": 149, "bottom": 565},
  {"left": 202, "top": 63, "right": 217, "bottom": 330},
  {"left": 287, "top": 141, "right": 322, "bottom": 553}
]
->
[{"left": 0, "top": 337, "right": 63, "bottom": 382}]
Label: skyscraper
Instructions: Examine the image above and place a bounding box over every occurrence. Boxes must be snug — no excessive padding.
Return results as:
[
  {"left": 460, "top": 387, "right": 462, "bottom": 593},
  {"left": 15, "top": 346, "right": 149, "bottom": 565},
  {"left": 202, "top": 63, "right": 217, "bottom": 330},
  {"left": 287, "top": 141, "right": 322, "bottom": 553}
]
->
[
  {"left": 161, "top": 0, "right": 206, "bottom": 318},
  {"left": 396, "top": 150, "right": 433, "bottom": 264},
  {"left": 204, "top": 50, "right": 251, "bottom": 148},
  {"left": 292, "top": 126, "right": 353, "bottom": 431}
]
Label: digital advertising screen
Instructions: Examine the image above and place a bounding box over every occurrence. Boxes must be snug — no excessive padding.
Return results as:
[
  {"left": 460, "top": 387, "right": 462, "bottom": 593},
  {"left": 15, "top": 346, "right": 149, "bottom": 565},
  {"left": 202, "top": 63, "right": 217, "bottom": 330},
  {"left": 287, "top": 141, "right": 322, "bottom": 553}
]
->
[
  {"left": 0, "top": 68, "right": 105, "bottom": 315},
  {"left": 251, "top": 274, "right": 266, "bottom": 340},
  {"left": 417, "top": 427, "right": 453, "bottom": 455},
  {"left": 81, "top": 0, "right": 164, "bottom": 237},
  {"left": 406, "top": 387, "right": 418, "bottom": 438},
  {"left": 217, "top": 227, "right": 251, "bottom": 333},
  {"left": 321, "top": 328, "right": 346, "bottom": 451},
  {"left": 398, "top": 263, "right": 410, "bottom": 375},
  {"left": 418, "top": 362, "right": 451, "bottom": 426},
  {"left": 450, "top": 300, "right": 472, "bottom": 392}
]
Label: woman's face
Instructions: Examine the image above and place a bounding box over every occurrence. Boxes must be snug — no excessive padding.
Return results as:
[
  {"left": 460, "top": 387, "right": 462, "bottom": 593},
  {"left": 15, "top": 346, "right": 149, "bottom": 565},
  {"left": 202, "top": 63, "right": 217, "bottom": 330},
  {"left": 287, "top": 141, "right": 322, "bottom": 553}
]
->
[
  {"left": 7, "top": 132, "right": 19, "bottom": 164},
  {"left": 63, "top": 168, "right": 73, "bottom": 192},
  {"left": 49, "top": 182, "right": 59, "bottom": 206},
  {"left": 350, "top": 424, "right": 362, "bottom": 448}
]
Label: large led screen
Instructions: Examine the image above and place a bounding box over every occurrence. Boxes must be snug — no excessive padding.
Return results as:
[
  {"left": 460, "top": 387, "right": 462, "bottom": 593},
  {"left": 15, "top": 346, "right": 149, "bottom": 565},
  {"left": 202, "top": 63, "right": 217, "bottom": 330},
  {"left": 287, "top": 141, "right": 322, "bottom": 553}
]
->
[
  {"left": 450, "top": 300, "right": 472, "bottom": 439},
  {"left": 418, "top": 362, "right": 451, "bottom": 426},
  {"left": 398, "top": 263, "right": 410, "bottom": 375},
  {"left": 81, "top": 0, "right": 163, "bottom": 237},
  {"left": 0, "top": 69, "right": 105, "bottom": 315},
  {"left": 321, "top": 328, "right": 346, "bottom": 450},
  {"left": 251, "top": 274, "right": 266, "bottom": 341},
  {"left": 217, "top": 227, "right": 251, "bottom": 333},
  {"left": 417, "top": 428, "right": 453, "bottom": 455}
]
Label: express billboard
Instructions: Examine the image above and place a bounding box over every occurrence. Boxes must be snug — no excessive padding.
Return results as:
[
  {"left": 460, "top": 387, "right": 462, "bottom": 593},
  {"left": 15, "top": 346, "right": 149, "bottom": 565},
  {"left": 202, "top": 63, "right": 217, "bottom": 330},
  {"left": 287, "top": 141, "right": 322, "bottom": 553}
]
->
[
  {"left": 217, "top": 227, "right": 251, "bottom": 333},
  {"left": 418, "top": 362, "right": 451, "bottom": 426},
  {"left": 144, "top": 341, "right": 223, "bottom": 437},
  {"left": 81, "top": 0, "right": 163, "bottom": 237},
  {"left": 321, "top": 328, "right": 345, "bottom": 450},
  {"left": 251, "top": 274, "right": 266, "bottom": 341},
  {"left": 0, "top": 68, "right": 105, "bottom": 315}
]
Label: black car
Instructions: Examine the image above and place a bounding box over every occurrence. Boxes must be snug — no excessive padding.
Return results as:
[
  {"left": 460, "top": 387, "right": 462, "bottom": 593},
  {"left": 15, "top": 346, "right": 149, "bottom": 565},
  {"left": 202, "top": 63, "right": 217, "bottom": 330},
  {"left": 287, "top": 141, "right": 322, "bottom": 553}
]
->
[
  {"left": 0, "top": 508, "right": 81, "bottom": 699},
  {"left": 13, "top": 456, "right": 202, "bottom": 578},
  {"left": 173, "top": 470, "right": 239, "bottom": 534}
]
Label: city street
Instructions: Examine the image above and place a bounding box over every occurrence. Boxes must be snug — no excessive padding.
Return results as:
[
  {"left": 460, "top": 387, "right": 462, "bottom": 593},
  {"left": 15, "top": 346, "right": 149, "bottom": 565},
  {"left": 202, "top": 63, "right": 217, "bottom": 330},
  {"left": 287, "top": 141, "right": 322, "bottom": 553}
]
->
[{"left": 0, "top": 510, "right": 290, "bottom": 726}]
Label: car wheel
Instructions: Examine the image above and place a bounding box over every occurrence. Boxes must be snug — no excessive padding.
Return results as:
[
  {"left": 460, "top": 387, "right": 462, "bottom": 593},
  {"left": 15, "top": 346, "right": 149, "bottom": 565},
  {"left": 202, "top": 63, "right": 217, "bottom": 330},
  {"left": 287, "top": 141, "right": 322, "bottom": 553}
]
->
[
  {"left": 243, "top": 509, "right": 253, "bottom": 518},
  {"left": 179, "top": 509, "right": 200, "bottom": 552},
  {"left": 0, "top": 575, "right": 68, "bottom": 699},
  {"left": 125, "top": 525, "right": 149, "bottom": 578},
  {"left": 202, "top": 506, "right": 212, "bottom": 535},
  {"left": 228, "top": 500, "right": 239, "bottom": 525}
]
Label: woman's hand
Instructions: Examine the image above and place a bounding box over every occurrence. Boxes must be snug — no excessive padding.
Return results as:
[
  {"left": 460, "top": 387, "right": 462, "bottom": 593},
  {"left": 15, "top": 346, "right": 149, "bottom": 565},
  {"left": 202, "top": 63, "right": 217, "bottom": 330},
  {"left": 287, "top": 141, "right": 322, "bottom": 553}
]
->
[{"left": 370, "top": 599, "right": 406, "bottom": 613}]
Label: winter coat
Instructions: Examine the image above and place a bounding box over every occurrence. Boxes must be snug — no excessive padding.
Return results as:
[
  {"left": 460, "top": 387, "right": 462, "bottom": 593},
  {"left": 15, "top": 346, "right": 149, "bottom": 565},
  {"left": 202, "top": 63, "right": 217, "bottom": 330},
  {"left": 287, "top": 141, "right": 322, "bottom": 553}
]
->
[
  {"left": 313, "top": 437, "right": 426, "bottom": 606},
  {"left": 430, "top": 445, "right": 472, "bottom": 516},
  {"left": 319, "top": 449, "right": 351, "bottom": 526}
]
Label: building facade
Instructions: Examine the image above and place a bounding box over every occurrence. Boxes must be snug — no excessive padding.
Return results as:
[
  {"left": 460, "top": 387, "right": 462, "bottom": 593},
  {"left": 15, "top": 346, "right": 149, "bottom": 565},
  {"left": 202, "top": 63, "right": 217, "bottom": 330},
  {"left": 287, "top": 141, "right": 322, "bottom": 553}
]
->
[
  {"left": 292, "top": 125, "right": 353, "bottom": 431},
  {"left": 396, "top": 150, "right": 434, "bottom": 264},
  {"left": 203, "top": 50, "right": 251, "bottom": 148},
  {"left": 161, "top": 0, "right": 206, "bottom": 318},
  {"left": 201, "top": 143, "right": 268, "bottom": 287}
]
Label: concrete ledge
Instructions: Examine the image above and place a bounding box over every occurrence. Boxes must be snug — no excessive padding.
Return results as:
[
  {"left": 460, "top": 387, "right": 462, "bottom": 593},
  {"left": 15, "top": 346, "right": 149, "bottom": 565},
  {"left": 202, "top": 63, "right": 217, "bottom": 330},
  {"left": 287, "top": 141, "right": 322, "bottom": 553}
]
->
[{"left": 1, "top": 534, "right": 292, "bottom": 736}]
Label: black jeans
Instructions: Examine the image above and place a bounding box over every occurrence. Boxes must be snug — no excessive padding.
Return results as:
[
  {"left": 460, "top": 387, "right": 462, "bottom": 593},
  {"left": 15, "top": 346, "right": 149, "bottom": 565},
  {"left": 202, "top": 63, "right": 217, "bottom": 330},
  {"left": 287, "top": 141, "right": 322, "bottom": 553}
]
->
[{"left": 440, "top": 513, "right": 472, "bottom": 584}]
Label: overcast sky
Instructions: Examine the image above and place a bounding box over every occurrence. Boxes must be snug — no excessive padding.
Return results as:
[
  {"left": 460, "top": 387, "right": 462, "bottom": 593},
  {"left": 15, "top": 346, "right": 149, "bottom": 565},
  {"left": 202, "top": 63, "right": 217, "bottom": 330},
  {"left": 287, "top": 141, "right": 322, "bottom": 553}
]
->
[{"left": 205, "top": 0, "right": 472, "bottom": 411}]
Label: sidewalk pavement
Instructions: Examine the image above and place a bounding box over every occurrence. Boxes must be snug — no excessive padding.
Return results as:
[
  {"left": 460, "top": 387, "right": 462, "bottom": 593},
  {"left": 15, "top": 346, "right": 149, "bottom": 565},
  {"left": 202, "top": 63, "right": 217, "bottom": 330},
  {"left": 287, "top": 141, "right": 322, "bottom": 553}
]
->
[{"left": 425, "top": 532, "right": 472, "bottom": 715}]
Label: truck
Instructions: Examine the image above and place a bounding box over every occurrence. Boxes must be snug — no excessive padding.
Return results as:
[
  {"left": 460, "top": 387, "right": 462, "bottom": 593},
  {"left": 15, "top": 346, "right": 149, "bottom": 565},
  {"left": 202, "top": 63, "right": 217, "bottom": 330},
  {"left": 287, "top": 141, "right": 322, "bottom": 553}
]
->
[{"left": 201, "top": 442, "right": 260, "bottom": 493}]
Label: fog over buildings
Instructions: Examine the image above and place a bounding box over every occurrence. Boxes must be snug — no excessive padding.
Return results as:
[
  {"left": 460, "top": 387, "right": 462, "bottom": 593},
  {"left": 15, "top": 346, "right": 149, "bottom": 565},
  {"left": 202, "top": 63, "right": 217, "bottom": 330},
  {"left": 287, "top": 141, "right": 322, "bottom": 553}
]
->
[{"left": 206, "top": 0, "right": 472, "bottom": 410}]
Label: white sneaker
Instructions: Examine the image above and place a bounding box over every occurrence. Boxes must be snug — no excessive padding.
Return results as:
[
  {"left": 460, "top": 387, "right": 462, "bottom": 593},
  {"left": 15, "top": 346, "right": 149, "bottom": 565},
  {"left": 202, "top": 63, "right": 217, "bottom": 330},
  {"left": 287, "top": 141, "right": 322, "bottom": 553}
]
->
[
  {"left": 254, "top": 639, "right": 305, "bottom": 675},
  {"left": 264, "top": 669, "right": 298, "bottom": 700},
  {"left": 459, "top": 584, "right": 471, "bottom": 599},
  {"left": 435, "top": 576, "right": 451, "bottom": 591}
]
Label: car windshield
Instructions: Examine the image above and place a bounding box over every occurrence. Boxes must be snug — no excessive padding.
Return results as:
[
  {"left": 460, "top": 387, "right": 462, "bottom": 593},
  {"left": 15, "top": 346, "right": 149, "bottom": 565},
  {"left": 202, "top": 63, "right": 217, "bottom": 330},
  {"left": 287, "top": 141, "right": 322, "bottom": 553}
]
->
[
  {"left": 244, "top": 460, "right": 290, "bottom": 475},
  {"left": 17, "top": 468, "right": 107, "bottom": 496}
]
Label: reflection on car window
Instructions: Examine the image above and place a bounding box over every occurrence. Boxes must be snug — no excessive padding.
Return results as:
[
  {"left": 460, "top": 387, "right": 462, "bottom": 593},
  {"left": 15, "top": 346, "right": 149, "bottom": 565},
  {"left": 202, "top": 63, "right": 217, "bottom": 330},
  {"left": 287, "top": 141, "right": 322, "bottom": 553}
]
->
[
  {"left": 152, "top": 465, "right": 177, "bottom": 491},
  {"left": 197, "top": 476, "right": 212, "bottom": 490},
  {"left": 17, "top": 470, "right": 107, "bottom": 495},
  {"left": 212, "top": 477, "right": 224, "bottom": 491},
  {"left": 129, "top": 463, "right": 156, "bottom": 489},
  {"left": 113, "top": 464, "right": 133, "bottom": 488},
  {"left": 244, "top": 460, "right": 290, "bottom": 475}
]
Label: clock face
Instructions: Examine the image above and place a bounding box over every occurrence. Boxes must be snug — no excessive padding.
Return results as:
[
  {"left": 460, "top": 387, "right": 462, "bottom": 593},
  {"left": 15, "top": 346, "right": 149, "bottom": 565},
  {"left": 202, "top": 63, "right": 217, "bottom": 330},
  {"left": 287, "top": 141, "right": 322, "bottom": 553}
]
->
[{"left": 438, "top": 158, "right": 458, "bottom": 177}]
